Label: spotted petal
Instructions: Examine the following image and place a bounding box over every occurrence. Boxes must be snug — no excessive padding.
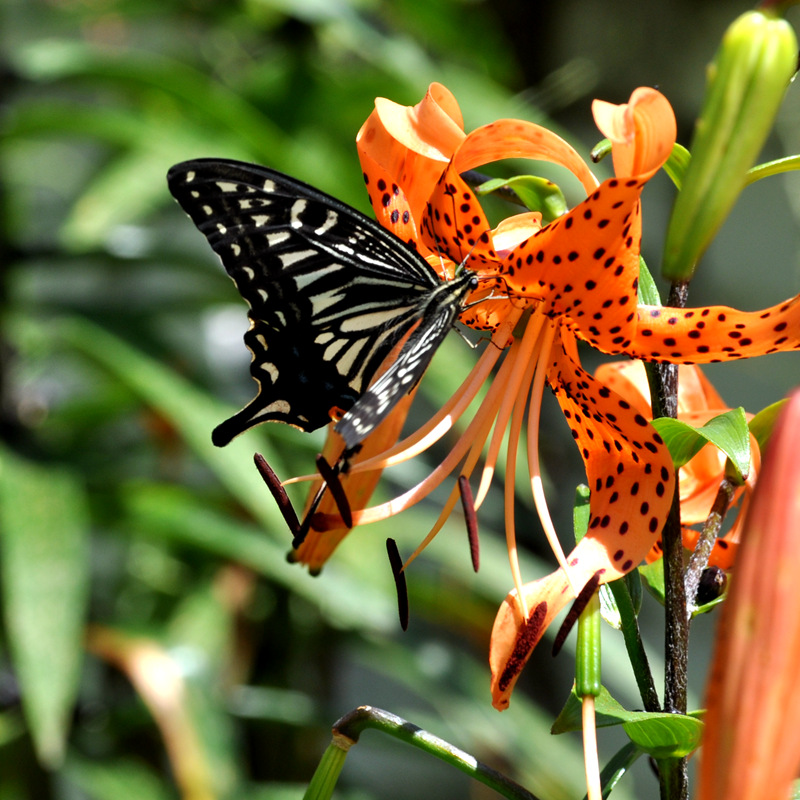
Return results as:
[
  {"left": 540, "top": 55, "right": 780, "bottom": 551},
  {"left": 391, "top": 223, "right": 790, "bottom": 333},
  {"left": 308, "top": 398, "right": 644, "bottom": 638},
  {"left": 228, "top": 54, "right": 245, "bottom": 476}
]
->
[
  {"left": 357, "top": 82, "right": 465, "bottom": 233},
  {"left": 627, "top": 299, "right": 800, "bottom": 363},
  {"left": 490, "top": 332, "right": 675, "bottom": 710},
  {"left": 595, "top": 361, "right": 757, "bottom": 571}
]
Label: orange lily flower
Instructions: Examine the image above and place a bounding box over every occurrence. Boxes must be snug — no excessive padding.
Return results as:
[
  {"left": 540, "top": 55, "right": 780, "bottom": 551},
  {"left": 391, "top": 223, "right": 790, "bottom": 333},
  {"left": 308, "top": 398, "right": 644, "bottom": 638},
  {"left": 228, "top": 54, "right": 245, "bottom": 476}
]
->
[
  {"left": 698, "top": 388, "right": 800, "bottom": 800},
  {"left": 288, "top": 83, "right": 800, "bottom": 709},
  {"left": 594, "top": 361, "right": 760, "bottom": 571},
  {"left": 295, "top": 85, "right": 676, "bottom": 596}
]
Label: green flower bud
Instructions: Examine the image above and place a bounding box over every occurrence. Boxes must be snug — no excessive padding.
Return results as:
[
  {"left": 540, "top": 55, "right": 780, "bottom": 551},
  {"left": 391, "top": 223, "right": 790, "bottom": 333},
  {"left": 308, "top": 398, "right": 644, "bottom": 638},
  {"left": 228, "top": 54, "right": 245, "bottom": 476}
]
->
[{"left": 662, "top": 11, "right": 797, "bottom": 281}]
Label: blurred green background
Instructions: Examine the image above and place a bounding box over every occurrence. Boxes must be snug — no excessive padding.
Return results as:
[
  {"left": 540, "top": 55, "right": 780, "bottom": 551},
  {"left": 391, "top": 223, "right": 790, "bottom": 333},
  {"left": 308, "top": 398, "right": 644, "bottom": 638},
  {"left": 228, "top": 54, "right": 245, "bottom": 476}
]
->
[{"left": 0, "top": 1, "right": 798, "bottom": 798}]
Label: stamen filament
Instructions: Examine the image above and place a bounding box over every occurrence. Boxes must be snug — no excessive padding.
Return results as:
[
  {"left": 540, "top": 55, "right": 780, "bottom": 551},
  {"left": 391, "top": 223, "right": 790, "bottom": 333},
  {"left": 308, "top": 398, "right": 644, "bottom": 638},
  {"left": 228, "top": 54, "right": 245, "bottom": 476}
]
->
[
  {"left": 401, "top": 378, "right": 507, "bottom": 567},
  {"left": 526, "top": 322, "right": 573, "bottom": 585},
  {"left": 582, "top": 696, "right": 602, "bottom": 800},
  {"left": 342, "top": 354, "right": 515, "bottom": 526},
  {"left": 504, "top": 343, "right": 540, "bottom": 619},
  {"left": 474, "top": 310, "right": 548, "bottom": 509}
]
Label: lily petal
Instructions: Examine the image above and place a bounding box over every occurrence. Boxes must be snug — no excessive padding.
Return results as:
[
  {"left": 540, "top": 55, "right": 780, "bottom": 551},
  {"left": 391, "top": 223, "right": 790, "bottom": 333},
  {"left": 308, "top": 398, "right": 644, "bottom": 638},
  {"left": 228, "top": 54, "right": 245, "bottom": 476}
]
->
[
  {"left": 490, "top": 333, "right": 675, "bottom": 710},
  {"left": 628, "top": 298, "right": 800, "bottom": 363},
  {"left": 292, "top": 393, "right": 417, "bottom": 573},
  {"left": 592, "top": 87, "right": 677, "bottom": 181},
  {"left": 698, "top": 388, "right": 800, "bottom": 800},
  {"left": 357, "top": 83, "right": 465, "bottom": 235}
]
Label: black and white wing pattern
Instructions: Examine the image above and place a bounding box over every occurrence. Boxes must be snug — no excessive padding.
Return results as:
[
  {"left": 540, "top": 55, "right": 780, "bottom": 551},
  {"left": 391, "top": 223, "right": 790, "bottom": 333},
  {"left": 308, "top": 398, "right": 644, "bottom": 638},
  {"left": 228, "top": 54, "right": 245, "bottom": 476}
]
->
[{"left": 167, "top": 158, "right": 477, "bottom": 449}]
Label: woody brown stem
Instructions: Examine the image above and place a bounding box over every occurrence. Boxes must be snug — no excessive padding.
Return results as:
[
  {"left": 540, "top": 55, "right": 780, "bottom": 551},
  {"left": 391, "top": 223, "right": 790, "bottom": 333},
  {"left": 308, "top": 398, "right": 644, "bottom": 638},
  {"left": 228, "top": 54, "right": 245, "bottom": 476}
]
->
[
  {"left": 652, "top": 280, "right": 689, "bottom": 800},
  {"left": 684, "top": 478, "right": 735, "bottom": 614}
]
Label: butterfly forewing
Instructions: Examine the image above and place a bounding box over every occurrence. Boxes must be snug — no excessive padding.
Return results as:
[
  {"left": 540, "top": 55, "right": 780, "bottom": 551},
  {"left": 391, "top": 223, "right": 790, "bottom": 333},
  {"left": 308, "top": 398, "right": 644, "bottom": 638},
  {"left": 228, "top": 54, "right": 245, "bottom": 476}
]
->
[{"left": 167, "top": 158, "right": 475, "bottom": 449}]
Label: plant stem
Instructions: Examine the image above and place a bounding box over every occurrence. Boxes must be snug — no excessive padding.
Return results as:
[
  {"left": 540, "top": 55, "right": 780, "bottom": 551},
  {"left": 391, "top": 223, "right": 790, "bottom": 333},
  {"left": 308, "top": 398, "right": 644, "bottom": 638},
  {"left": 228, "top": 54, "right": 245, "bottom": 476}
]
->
[
  {"left": 332, "top": 706, "right": 542, "bottom": 800},
  {"left": 660, "top": 490, "right": 688, "bottom": 718},
  {"left": 608, "top": 579, "right": 661, "bottom": 712},
  {"left": 683, "top": 478, "right": 735, "bottom": 614},
  {"left": 651, "top": 281, "right": 690, "bottom": 800}
]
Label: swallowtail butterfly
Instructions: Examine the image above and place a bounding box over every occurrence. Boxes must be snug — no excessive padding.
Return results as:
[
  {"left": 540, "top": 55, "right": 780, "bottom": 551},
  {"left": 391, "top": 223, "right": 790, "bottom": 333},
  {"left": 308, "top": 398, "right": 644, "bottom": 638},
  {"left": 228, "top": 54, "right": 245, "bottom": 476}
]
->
[{"left": 167, "top": 158, "right": 478, "bottom": 451}]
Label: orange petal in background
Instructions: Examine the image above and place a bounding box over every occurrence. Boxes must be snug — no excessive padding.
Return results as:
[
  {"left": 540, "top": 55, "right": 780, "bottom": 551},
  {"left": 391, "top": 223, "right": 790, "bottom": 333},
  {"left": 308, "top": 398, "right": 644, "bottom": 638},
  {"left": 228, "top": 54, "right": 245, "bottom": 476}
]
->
[
  {"left": 698, "top": 388, "right": 800, "bottom": 800},
  {"left": 592, "top": 87, "right": 677, "bottom": 181}
]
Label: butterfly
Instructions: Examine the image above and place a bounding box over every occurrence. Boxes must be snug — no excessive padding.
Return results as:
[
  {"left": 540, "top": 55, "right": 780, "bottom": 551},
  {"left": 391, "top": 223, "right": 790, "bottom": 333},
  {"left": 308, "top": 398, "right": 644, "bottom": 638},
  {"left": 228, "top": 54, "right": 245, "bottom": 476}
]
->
[{"left": 167, "top": 158, "right": 478, "bottom": 451}]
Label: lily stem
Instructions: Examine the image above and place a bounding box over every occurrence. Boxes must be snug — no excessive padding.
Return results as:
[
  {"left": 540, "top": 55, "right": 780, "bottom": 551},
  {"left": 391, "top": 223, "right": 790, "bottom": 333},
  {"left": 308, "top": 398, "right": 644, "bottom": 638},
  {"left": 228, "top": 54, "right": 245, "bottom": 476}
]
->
[
  {"left": 651, "top": 281, "right": 690, "bottom": 800},
  {"left": 608, "top": 578, "right": 661, "bottom": 712}
]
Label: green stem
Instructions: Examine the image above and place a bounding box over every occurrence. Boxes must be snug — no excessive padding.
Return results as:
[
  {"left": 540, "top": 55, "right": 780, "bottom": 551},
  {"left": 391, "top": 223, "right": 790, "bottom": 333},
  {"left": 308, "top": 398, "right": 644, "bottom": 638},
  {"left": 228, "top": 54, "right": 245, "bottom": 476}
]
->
[
  {"left": 608, "top": 579, "right": 660, "bottom": 712},
  {"left": 329, "top": 706, "right": 542, "bottom": 800},
  {"left": 303, "top": 741, "right": 349, "bottom": 800}
]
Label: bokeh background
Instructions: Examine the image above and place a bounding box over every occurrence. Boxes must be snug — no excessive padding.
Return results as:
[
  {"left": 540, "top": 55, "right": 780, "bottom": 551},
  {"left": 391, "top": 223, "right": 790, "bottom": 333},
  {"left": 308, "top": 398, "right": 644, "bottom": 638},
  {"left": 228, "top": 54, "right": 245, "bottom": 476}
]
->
[{"left": 1, "top": 1, "right": 798, "bottom": 798}]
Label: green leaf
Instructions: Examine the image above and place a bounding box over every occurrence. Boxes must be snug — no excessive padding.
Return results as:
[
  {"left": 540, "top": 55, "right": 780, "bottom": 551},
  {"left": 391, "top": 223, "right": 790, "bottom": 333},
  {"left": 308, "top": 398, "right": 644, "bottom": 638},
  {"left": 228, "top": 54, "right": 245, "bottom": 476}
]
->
[
  {"left": 475, "top": 175, "right": 567, "bottom": 222},
  {"left": 638, "top": 559, "right": 666, "bottom": 606},
  {"left": 663, "top": 143, "right": 691, "bottom": 190},
  {"left": 747, "top": 154, "right": 800, "bottom": 185},
  {"left": 637, "top": 257, "right": 662, "bottom": 306},
  {"left": 651, "top": 407, "right": 751, "bottom": 482},
  {"left": 64, "top": 756, "right": 173, "bottom": 800},
  {"left": 748, "top": 398, "right": 787, "bottom": 454},
  {"left": 0, "top": 447, "right": 91, "bottom": 767},
  {"left": 552, "top": 685, "right": 628, "bottom": 733},
  {"left": 598, "top": 583, "right": 621, "bottom": 629},
  {"left": 692, "top": 591, "right": 727, "bottom": 617},
  {"left": 123, "top": 482, "right": 398, "bottom": 632},
  {"left": 572, "top": 484, "right": 591, "bottom": 542},
  {"left": 46, "top": 315, "right": 288, "bottom": 530},
  {"left": 596, "top": 742, "right": 643, "bottom": 799},
  {"left": 0, "top": 711, "right": 26, "bottom": 749},
  {"left": 12, "top": 39, "right": 285, "bottom": 160},
  {"left": 593, "top": 139, "right": 689, "bottom": 191},
  {"left": 552, "top": 686, "right": 702, "bottom": 758},
  {"left": 622, "top": 713, "right": 702, "bottom": 759}
]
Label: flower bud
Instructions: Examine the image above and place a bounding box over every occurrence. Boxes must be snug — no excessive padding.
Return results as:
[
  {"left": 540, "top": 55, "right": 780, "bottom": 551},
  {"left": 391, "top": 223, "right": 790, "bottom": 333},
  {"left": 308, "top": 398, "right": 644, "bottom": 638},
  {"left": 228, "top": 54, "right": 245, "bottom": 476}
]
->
[{"left": 662, "top": 11, "right": 797, "bottom": 280}]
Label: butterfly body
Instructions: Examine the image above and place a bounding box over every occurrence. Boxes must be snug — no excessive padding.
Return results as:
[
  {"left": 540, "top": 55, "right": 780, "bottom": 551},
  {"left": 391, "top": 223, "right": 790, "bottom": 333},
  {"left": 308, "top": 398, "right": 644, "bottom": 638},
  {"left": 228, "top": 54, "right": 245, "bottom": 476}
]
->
[{"left": 167, "top": 158, "right": 477, "bottom": 449}]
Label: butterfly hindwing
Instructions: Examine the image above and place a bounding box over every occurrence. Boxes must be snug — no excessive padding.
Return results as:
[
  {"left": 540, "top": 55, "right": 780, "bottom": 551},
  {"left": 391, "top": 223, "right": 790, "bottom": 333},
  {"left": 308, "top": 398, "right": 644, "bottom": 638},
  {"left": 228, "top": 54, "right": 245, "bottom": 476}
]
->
[
  {"left": 167, "top": 158, "right": 476, "bottom": 448},
  {"left": 335, "top": 283, "right": 470, "bottom": 448}
]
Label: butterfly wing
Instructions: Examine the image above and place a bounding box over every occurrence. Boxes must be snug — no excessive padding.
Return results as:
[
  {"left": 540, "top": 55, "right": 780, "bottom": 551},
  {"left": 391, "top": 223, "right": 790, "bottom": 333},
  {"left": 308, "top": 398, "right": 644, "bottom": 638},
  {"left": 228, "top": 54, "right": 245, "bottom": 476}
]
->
[
  {"left": 335, "top": 271, "right": 476, "bottom": 449},
  {"left": 167, "top": 158, "right": 446, "bottom": 446}
]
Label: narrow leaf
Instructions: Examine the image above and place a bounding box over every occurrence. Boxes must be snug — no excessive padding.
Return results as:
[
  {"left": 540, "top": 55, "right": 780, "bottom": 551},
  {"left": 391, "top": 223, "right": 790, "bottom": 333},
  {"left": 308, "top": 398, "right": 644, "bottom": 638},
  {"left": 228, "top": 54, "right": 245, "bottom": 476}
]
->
[
  {"left": 64, "top": 756, "right": 173, "bottom": 800},
  {"left": 637, "top": 257, "right": 662, "bottom": 306},
  {"left": 663, "top": 143, "right": 691, "bottom": 190},
  {"left": 0, "top": 447, "right": 90, "bottom": 767},
  {"left": 638, "top": 559, "right": 666, "bottom": 606}
]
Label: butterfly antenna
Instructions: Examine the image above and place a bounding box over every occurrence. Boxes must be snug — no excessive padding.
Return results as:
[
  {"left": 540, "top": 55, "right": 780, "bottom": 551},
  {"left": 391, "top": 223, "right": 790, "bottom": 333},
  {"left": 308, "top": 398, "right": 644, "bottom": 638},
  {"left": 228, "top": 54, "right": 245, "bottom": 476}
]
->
[
  {"left": 254, "top": 453, "right": 301, "bottom": 536},
  {"left": 386, "top": 537, "right": 409, "bottom": 631}
]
